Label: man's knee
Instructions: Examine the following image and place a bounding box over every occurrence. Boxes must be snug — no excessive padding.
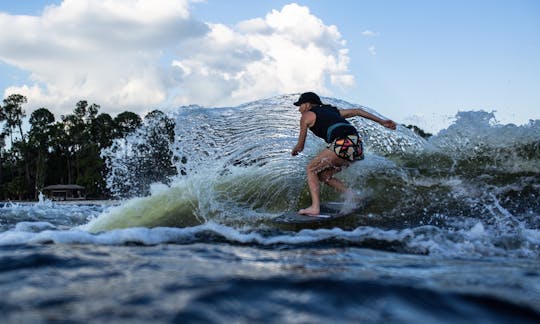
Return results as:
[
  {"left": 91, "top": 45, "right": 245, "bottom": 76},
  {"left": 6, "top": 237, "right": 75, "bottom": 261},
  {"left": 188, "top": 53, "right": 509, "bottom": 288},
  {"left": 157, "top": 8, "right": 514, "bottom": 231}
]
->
[
  {"left": 318, "top": 173, "right": 332, "bottom": 184},
  {"left": 306, "top": 161, "right": 320, "bottom": 175}
]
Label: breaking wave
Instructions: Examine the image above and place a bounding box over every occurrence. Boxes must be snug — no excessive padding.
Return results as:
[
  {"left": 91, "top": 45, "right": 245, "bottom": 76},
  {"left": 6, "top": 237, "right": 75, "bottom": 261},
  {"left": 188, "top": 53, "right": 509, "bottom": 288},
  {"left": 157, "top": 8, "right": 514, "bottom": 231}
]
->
[{"left": 1, "top": 95, "right": 539, "bottom": 258}]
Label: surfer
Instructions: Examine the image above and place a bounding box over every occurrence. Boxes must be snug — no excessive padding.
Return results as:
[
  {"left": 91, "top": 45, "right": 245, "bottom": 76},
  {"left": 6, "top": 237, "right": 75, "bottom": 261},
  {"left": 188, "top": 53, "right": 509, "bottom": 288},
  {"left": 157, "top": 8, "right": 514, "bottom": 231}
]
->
[{"left": 291, "top": 92, "right": 397, "bottom": 215}]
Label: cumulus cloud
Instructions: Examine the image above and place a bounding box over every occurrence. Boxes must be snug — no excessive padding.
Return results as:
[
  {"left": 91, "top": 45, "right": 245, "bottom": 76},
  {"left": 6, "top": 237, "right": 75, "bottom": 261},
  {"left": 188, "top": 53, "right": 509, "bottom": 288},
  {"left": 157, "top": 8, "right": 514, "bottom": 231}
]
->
[
  {"left": 0, "top": 0, "right": 206, "bottom": 116},
  {"left": 0, "top": 1, "right": 353, "bottom": 115},
  {"left": 172, "top": 3, "right": 353, "bottom": 106}
]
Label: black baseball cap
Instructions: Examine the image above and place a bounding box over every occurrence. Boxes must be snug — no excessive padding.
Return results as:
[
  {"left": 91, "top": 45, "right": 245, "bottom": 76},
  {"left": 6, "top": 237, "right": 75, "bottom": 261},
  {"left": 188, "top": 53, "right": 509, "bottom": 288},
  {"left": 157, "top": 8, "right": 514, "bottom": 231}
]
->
[{"left": 294, "top": 92, "right": 322, "bottom": 106}]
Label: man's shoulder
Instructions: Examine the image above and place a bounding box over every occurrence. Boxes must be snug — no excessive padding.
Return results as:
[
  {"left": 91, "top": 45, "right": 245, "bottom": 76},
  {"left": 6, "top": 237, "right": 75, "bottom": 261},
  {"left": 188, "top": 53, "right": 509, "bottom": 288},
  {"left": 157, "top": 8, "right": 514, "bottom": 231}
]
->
[
  {"left": 301, "top": 110, "right": 316, "bottom": 119},
  {"left": 301, "top": 110, "right": 316, "bottom": 125},
  {"left": 311, "top": 104, "right": 339, "bottom": 115}
]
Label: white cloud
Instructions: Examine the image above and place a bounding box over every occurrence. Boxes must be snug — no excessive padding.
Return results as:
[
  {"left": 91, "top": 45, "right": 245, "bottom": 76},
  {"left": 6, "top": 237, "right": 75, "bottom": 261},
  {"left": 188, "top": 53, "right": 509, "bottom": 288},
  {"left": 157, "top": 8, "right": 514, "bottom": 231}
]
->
[
  {"left": 0, "top": 0, "right": 206, "bottom": 116},
  {"left": 361, "top": 30, "right": 380, "bottom": 37},
  {"left": 171, "top": 3, "right": 353, "bottom": 106},
  {"left": 0, "top": 1, "right": 353, "bottom": 115},
  {"left": 368, "top": 45, "right": 377, "bottom": 56}
]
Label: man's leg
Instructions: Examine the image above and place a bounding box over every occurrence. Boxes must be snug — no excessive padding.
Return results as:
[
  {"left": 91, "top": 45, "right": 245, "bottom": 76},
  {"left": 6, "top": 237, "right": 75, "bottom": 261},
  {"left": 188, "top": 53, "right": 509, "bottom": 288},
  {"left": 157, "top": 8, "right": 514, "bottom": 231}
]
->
[
  {"left": 299, "top": 150, "right": 347, "bottom": 215},
  {"left": 319, "top": 168, "right": 349, "bottom": 193}
]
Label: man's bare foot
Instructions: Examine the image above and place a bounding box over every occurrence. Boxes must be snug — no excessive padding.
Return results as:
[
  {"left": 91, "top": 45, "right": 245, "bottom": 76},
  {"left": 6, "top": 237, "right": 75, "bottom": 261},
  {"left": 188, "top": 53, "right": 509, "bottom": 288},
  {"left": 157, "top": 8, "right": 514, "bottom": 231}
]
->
[{"left": 298, "top": 206, "right": 320, "bottom": 216}]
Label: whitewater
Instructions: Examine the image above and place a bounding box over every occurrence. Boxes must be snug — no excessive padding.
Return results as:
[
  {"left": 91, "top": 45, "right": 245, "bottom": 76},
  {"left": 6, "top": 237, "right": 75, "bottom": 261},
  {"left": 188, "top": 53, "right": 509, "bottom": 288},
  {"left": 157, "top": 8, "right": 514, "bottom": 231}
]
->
[{"left": 1, "top": 94, "right": 539, "bottom": 323}]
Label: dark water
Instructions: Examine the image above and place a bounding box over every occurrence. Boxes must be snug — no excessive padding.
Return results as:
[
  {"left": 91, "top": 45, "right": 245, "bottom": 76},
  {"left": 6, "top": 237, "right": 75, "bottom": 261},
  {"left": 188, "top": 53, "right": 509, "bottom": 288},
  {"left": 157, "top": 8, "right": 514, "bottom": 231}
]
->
[
  {"left": 1, "top": 95, "right": 539, "bottom": 323},
  {"left": 1, "top": 240, "right": 539, "bottom": 323},
  {"left": 1, "top": 239, "right": 539, "bottom": 323}
]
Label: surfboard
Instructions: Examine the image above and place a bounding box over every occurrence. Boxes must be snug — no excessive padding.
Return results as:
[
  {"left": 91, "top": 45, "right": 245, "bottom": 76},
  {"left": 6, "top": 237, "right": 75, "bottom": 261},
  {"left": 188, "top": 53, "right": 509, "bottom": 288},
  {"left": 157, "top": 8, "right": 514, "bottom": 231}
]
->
[{"left": 273, "top": 202, "right": 356, "bottom": 225}]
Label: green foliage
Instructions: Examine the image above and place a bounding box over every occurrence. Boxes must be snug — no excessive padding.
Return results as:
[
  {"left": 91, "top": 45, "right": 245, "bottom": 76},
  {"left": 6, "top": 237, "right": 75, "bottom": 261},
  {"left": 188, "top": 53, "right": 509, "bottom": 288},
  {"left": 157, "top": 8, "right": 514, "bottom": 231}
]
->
[
  {"left": 114, "top": 111, "right": 142, "bottom": 137},
  {"left": 0, "top": 93, "right": 172, "bottom": 201},
  {"left": 2, "top": 94, "right": 27, "bottom": 146}
]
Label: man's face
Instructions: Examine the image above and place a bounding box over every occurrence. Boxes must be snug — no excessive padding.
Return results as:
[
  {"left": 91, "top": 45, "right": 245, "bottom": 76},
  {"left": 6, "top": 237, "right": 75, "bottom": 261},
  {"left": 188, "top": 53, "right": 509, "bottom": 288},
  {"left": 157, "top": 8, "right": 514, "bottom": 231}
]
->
[{"left": 298, "top": 102, "right": 311, "bottom": 113}]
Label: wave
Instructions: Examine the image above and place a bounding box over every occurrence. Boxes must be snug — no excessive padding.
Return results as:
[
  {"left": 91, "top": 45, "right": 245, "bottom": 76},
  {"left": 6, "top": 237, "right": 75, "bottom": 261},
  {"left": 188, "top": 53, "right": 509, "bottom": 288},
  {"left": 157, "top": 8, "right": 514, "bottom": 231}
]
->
[
  {"left": 83, "top": 95, "right": 540, "bottom": 256},
  {"left": 1, "top": 220, "right": 539, "bottom": 258},
  {"left": 97, "top": 96, "right": 537, "bottom": 209},
  {"left": 1, "top": 95, "right": 538, "bottom": 257}
]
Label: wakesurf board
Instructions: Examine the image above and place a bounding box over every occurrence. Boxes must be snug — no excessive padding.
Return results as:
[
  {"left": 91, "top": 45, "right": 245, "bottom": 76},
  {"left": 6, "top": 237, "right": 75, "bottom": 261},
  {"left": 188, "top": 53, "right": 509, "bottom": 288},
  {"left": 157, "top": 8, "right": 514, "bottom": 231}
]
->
[{"left": 273, "top": 202, "right": 357, "bottom": 225}]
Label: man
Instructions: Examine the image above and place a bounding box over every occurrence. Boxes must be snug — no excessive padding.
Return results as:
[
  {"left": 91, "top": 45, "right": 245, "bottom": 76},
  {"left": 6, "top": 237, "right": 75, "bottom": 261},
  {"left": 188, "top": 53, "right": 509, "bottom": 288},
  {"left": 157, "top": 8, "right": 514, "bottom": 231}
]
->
[{"left": 291, "top": 92, "right": 396, "bottom": 215}]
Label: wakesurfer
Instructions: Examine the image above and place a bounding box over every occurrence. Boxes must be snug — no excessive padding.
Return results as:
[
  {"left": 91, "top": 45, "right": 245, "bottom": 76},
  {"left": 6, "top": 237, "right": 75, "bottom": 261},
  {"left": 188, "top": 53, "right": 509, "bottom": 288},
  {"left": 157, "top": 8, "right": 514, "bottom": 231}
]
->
[{"left": 291, "top": 92, "right": 397, "bottom": 215}]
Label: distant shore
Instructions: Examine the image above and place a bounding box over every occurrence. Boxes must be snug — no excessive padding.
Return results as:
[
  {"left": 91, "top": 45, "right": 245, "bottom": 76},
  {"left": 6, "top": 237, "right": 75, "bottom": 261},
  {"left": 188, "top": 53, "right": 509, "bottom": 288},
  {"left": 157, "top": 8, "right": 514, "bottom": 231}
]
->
[{"left": 0, "top": 200, "right": 121, "bottom": 206}]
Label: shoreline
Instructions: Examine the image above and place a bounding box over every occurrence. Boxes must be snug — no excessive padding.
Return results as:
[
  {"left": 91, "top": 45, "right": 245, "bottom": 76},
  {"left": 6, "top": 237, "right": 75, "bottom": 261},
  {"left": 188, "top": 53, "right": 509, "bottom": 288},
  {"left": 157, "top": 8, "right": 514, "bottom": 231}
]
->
[{"left": 1, "top": 200, "right": 121, "bottom": 206}]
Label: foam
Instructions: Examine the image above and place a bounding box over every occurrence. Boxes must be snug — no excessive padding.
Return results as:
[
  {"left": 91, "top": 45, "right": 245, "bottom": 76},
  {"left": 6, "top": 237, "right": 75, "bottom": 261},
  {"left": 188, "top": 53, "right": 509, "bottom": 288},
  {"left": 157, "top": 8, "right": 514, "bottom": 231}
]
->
[
  {"left": 0, "top": 220, "right": 407, "bottom": 247},
  {"left": 2, "top": 218, "right": 538, "bottom": 258}
]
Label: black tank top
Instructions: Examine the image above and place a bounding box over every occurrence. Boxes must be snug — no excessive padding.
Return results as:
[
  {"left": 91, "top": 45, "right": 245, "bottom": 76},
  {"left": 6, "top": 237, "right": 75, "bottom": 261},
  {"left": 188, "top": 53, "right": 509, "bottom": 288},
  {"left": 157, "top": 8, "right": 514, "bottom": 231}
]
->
[{"left": 310, "top": 105, "right": 357, "bottom": 143}]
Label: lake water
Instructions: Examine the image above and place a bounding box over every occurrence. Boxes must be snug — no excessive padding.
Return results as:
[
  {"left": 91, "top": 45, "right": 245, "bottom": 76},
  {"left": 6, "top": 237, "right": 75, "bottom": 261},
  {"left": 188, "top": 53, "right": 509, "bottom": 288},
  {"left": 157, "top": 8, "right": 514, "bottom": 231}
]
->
[{"left": 1, "top": 95, "right": 539, "bottom": 323}]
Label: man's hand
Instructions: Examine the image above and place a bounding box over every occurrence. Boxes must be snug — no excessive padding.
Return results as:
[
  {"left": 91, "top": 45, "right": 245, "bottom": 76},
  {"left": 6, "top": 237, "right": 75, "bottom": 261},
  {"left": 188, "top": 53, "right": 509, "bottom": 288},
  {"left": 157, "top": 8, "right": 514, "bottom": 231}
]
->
[
  {"left": 292, "top": 145, "right": 303, "bottom": 156},
  {"left": 381, "top": 120, "right": 397, "bottom": 130}
]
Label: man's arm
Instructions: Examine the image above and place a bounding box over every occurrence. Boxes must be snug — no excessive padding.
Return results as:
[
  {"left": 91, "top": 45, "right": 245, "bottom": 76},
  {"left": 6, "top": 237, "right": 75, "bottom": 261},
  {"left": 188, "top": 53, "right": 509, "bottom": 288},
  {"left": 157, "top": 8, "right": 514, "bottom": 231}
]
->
[
  {"left": 292, "top": 112, "right": 315, "bottom": 155},
  {"left": 340, "top": 108, "right": 397, "bottom": 130}
]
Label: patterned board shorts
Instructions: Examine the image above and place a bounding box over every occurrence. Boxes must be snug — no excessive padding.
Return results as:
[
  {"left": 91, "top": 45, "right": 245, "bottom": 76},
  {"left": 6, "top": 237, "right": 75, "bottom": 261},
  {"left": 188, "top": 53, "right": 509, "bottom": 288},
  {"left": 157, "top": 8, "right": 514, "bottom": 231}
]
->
[{"left": 328, "top": 134, "right": 364, "bottom": 161}]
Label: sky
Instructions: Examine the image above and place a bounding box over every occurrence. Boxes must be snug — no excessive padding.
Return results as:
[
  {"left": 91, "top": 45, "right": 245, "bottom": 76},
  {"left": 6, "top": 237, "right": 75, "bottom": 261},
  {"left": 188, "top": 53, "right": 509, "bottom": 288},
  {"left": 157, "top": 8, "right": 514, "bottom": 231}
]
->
[{"left": 0, "top": 0, "right": 539, "bottom": 133}]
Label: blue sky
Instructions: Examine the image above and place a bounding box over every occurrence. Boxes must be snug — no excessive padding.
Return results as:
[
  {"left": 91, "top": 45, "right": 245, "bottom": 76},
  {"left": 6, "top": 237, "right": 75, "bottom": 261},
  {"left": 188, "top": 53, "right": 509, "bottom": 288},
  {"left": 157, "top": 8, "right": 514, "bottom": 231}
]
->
[{"left": 1, "top": 0, "right": 539, "bottom": 133}]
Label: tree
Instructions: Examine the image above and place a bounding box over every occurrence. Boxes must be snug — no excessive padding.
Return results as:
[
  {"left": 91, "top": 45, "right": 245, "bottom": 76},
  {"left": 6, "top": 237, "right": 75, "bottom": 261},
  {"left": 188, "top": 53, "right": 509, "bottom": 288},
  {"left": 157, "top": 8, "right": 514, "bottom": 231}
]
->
[
  {"left": 74, "top": 100, "right": 99, "bottom": 124},
  {"left": 0, "top": 101, "right": 5, "bottom": 192},
  {"left": 2, "top": 94, "right": 31, "bottom": 197},
  {"left": 2, "top": 94, "right": 27, "bottom": 146},
  {"left": 114, "top": 111, "right": 142, "bottom": 137},
  {"left": 81, "top": 112, "right": 115, "bottom": 198},
  {"left": 59, "top": 100, "right": 102, "bottom": 186},
  {"left": 44, "top": 120, "right": 70, "bottom": 186},
  {"left": 93, "top": 113, "right": 115, "bottom": 148},
  {"left": 0, "top": 93, "right": 148, "bottom": 200},
  {"left": 28, "top": 108, "right": 55, "bottom": 197}
]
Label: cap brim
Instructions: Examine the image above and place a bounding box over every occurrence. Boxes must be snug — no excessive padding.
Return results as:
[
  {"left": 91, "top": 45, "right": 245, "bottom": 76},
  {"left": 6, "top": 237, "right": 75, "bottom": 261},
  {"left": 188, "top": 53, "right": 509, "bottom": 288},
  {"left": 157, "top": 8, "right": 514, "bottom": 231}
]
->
[{"left": 294, "top": 101, "right": 301, "bottom": 106}]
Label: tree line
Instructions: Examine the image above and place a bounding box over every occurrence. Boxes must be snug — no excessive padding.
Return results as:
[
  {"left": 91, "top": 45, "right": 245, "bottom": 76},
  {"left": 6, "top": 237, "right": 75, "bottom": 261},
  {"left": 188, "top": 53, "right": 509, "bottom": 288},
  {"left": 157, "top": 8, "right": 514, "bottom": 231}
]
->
[{"left": 0, "top": 93, "right": 176, "bottom": 201}]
